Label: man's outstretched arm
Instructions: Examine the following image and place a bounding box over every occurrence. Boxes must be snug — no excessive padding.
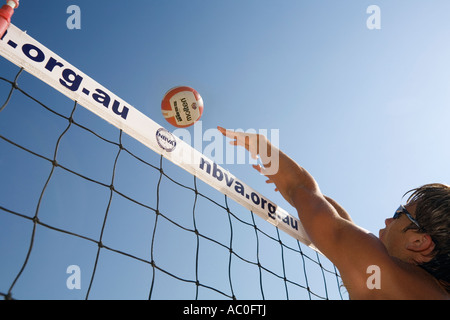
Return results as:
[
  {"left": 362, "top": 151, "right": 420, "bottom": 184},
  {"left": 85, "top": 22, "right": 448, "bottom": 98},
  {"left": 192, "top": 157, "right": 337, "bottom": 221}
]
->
[
  {"left": 324, "top": 196, "right": 352, "bottom": 222},
  {"left": 218, "top": 127, "right": 450, "bottom": 300},
  {"left": 218, "top": 127, "right": 387, "bottom": 291},
  {"left": 218, "top": 126, "right": 352, "bottom": 227}
]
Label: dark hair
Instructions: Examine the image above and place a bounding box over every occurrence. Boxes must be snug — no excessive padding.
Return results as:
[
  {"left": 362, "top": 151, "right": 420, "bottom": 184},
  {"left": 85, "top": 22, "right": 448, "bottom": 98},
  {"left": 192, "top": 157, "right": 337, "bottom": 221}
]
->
[{"left": 404, "top": 183, "right": 450, "bottom": 292}]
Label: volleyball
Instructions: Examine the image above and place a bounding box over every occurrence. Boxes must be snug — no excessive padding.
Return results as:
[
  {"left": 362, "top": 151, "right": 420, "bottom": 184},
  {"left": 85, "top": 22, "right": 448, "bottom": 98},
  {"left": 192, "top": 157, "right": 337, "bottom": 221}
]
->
[{"left": 161, "top": 86, "right": 204, "bottom": 128}]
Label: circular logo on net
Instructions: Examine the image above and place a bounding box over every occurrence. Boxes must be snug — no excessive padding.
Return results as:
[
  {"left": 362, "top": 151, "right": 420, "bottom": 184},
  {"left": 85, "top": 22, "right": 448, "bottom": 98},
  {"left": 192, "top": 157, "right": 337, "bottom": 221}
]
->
[{"left": 156, "top": 128, "right": 177, "bottom": 152}]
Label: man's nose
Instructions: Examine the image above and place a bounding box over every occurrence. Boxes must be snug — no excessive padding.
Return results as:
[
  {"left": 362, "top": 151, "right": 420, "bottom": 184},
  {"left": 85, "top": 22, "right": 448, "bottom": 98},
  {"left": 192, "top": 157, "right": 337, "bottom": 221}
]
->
[{"left": 385, "top": 217, "right": 394, "bottom": 226}]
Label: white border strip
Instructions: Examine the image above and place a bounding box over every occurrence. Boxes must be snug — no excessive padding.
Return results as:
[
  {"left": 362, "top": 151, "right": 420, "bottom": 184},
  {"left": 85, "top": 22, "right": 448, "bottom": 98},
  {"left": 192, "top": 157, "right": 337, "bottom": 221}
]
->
[{"left": 0, "top": 24, "right": 315, "bottom": 249}]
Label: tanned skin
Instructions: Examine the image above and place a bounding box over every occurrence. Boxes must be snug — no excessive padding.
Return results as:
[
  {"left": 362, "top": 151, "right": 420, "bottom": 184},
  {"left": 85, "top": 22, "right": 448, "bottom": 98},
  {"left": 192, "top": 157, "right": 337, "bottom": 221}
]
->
[{"left": 218, "top": 127, "right": 449, "bottom": 300}]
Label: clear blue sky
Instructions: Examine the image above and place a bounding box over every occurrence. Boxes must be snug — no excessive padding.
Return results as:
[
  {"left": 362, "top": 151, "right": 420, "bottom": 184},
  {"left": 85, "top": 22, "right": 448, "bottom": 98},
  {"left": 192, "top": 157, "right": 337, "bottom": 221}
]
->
[{"left": 1, "top": 0, "right": 449, "bottom": 300}]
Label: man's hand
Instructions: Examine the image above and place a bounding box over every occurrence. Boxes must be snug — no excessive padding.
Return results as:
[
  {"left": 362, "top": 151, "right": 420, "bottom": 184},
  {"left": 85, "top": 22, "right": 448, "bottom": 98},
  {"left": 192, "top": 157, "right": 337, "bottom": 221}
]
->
[
  {"left": 218, "top": 126, "right": 308, "bottom": 206},
  {"left": 217, "top": 126, "right": 279, "bottom": 177}
]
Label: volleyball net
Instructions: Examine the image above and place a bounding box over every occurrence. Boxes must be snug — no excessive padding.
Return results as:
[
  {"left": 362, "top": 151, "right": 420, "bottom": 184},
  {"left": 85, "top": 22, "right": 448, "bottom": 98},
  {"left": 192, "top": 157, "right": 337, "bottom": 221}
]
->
[{"left": 0, "top": 22, "right": 346, "bottom": 300}]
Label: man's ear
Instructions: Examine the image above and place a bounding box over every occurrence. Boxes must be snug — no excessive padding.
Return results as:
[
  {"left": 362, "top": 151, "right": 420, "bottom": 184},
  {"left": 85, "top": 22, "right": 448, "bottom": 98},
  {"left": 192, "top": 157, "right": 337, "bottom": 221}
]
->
[{"left": 405, "top": 233, "right": 435, "bottom": 263}]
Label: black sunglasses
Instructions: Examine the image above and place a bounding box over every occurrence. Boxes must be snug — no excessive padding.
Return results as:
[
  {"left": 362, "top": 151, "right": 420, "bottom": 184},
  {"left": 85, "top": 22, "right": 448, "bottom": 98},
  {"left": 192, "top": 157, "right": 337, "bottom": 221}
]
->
[{"left": 394, "top": 205, "right": 421, "bottom": 229}]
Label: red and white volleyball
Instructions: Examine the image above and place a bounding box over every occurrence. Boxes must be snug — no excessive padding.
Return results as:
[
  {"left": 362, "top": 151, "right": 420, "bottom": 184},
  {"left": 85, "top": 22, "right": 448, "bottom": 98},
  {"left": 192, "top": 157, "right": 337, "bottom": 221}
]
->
[{"left": 161, "top": 86, "right": 204, "bottom": 128}]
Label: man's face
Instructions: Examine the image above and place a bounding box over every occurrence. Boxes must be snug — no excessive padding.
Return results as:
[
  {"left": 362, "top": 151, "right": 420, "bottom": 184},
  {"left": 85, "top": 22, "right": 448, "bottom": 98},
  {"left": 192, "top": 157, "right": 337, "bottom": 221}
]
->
[{"left": 379, "top": 203, "right": 418, "bottom": 261}]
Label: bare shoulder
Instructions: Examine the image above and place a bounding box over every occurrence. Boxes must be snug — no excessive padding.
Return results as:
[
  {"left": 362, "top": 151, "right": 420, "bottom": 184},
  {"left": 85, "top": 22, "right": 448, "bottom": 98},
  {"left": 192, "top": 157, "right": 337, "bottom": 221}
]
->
[
  {"left": 290, "top": 192, "right": 449, "bottom": 300},
  {"left": 346, "top": 254, "right": 450, "bottom": 300},
  {"left": 326, "top": 222, "right": 449, "bottom": 300}
]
